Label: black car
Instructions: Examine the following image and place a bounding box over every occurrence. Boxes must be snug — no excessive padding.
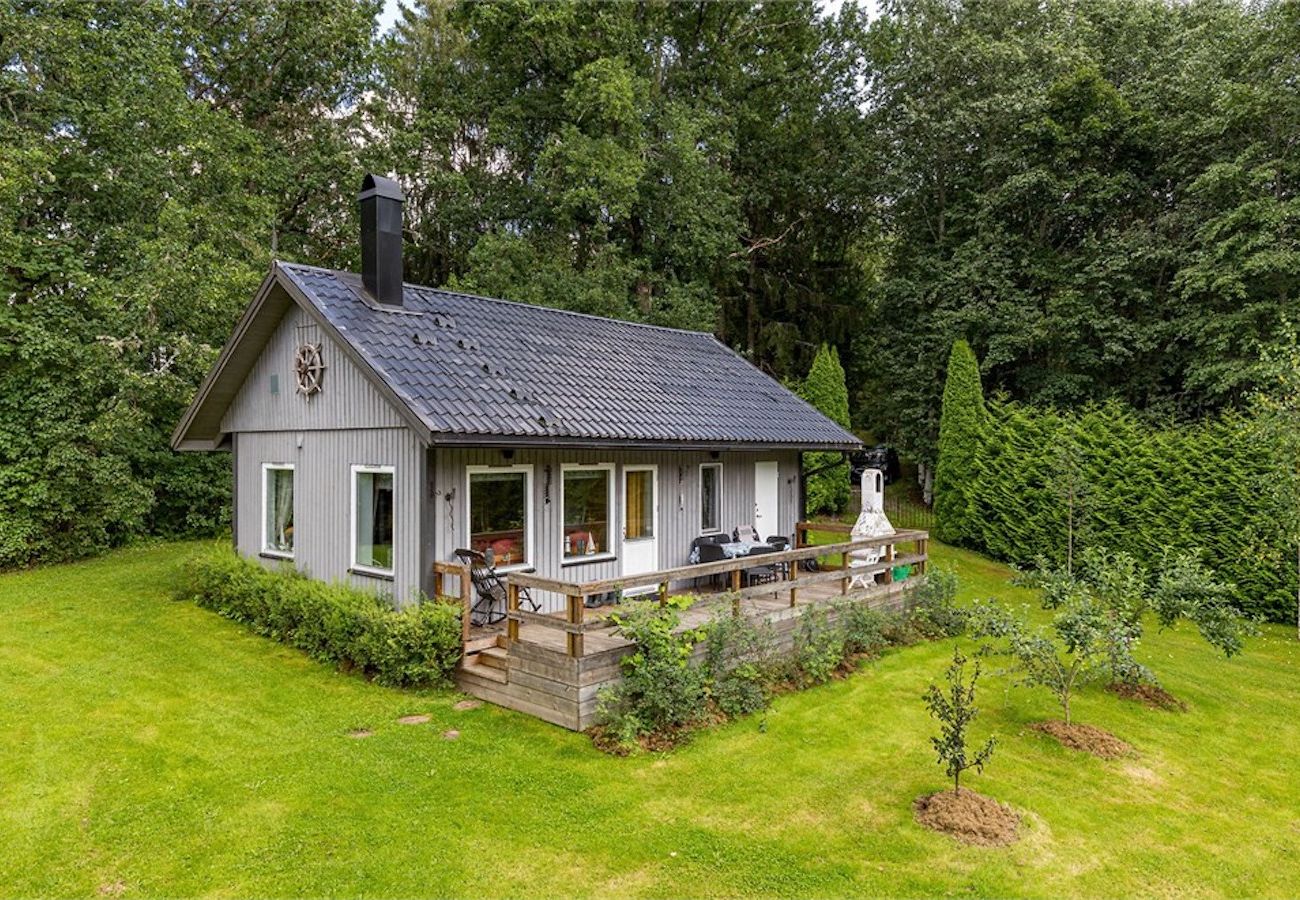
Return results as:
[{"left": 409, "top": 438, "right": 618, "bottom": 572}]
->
[{"left": 849, "top": 445, "right": 900, "bottom": 486}]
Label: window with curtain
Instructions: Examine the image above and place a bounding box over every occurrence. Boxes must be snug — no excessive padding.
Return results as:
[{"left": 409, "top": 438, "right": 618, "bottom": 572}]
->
[
  {"left": 468, "top": 469, "right": 530, "bottom": 566},
  {"left": 625, "top": 469, "right": 654, "bottom": 540},
  {"left": 563, "top": 467, "right": 611, "bottom": 559},
  {"left": 700, "top": 463, "right": 722, "bottom": 534},
  {"left": 354, "top": 467, "right": 394, "bottom": 572},
  {"left": 263, "top": 465, "right": 294, "bottom": 555}
]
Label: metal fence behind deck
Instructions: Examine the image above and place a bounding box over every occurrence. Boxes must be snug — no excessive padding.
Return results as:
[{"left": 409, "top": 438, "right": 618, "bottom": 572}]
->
[{"left": 885, "top": 495, "right": 934, "bottom": 532}]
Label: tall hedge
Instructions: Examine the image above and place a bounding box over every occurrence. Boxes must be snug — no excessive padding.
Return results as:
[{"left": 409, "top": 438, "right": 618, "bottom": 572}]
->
[
  {"left": 800, "top": 344, "right": 852, "bottom": 516},
  {"left": 958, "top": 399, "right": 1293, "bottom": 622},
  {"left": 933, "top": 340, "right": 986, "bottom": 544}
]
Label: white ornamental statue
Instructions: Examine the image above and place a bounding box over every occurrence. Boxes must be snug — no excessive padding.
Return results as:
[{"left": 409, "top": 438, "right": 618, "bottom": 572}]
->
[{"left": 848, "top": 468, "right": 895, "bottom": 588}]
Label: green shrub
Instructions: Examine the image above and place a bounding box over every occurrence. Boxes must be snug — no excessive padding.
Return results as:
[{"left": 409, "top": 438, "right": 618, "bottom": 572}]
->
[
  {"left": 791, "top": 606, "right": 846, "bottom": 686},
  {"left": 704, "top": 611, "right": 778, "bottom": 718},
  {"left": 835, "top": 599, "right": 889, "bottom": 657},
  {"left": 933, "top": 340, "right": 986, "bottom": 545},
  {"left": 909, "top": 567, "right": 967, "bottom": 639},
  {"left": 176, "top": 548, "right": 460, "bottom": 687},
  {"left": 598, "top": 598, "right": 708, "bottom": 741}
]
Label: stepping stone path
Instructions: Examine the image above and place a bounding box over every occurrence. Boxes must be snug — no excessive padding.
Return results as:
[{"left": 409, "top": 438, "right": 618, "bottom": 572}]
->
[
  {"left": 442, "top": 730, "right": 460, "bottom": 741},
  {"left": 348, "top": 728, "right": 374, "bottom": 739},
  {"left": 453, "top": 700, "right": 482, "bottom": 711},
  {"left": 396, "top": 714, "right": 431, "bottom": 725}
]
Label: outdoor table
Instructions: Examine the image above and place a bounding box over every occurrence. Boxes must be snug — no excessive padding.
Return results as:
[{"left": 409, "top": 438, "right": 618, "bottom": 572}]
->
[{"left": 688, "top": 541, "right": 775, "bottom": 564}]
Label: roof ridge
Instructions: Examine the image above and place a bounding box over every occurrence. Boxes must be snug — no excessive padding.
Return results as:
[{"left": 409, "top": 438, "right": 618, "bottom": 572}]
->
[{"left": 276, "top": 261, "right": 718, "bottom": 340}]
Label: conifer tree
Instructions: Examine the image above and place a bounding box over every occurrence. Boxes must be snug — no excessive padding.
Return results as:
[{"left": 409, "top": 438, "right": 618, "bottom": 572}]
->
[
  {"left": 934, "top": 341, "right": 986, "bottom": 545},
  {"left": 800, "top": 344, "right": 853, "bottom": 515}
]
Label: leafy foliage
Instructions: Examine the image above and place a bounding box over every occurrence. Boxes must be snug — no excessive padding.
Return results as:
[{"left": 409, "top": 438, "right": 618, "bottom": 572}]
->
[
  {"left": 952, "top": 395, "right": 1297, "bottom": 623},
  {"left": 970, "top": 598, "right": 1114, "bottom": 726},
  {"left": 933, "top": 341, "right": 986, "bottom": 544},
  {"left": 924, "top": 647, "right": 996, "bottom": 793},
  {"left": 596, "top": 598, "right": 709, "bottom": 742},
  {"left": 176, "top": 547, "right": 461, "bottom": 688},
  {"left": 800, "top": 344, "right": 853, "bottom": 516},
  {"left": 908, "top": 566, "right": 968, "bottom": 639}
]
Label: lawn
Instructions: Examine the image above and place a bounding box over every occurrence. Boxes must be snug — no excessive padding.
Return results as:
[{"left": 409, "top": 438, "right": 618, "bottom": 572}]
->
[{"left": 3, "top": 541, "right": 1299, "bottom": 898}]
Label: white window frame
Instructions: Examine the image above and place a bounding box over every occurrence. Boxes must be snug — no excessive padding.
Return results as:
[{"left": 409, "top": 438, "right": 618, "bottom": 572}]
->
[
  {"left": 465, "top": 464, "right": 535, "bottom": 573},
  {"left": 260, "top": 462, "right": 295, "bottom": 559},
  {"left": 699, "top": 462, "right": 724, "bottom": 535},
  {"left": 559, "top": 462, "right": 617, "bottom": 566},
  {"left": 351, "top": 463, "right": 396, "bottom": 578}
]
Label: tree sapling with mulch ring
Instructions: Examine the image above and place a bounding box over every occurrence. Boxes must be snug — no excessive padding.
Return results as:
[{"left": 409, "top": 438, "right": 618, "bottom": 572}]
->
[{"left": 915, "top": 646, "right": 1019, "bottom": 846}]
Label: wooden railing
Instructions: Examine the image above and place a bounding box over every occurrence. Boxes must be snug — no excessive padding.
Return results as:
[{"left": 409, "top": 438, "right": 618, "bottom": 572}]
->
[
  {"left": 501, "top": 527, "right": 930, "bottom": 659},
  {"left": 432, "top": 560, "right": 473, "bottom": 656}
]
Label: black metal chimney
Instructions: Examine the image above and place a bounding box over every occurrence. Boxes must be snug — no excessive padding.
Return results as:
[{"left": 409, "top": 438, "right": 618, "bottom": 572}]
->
[{"left": 358, "top": 173, "right": 404, "bottom": 307}]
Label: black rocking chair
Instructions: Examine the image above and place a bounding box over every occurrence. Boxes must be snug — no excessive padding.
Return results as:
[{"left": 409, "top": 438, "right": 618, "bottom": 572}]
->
[{"left": 453, "top": 548, "right": 540, "bottom": 627}]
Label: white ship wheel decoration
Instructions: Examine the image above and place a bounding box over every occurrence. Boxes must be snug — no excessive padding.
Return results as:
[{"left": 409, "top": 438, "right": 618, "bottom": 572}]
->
[{"left": 293, "top": 343, "right": 326, "bottom": 398}]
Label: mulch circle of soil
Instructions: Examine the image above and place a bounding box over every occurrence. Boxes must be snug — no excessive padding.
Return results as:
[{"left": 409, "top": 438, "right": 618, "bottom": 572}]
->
[
  {"left": 396, "top": 714, "right": 431, "bottom": 725},
  {"left": 1031, "top": 720, "right": 1134, "bottom": 759},
  {"left": 913, "top": 789, "right": 1020, "bottom": 847},
  {"left": 1107, "top": 681, "right": 1188, "bottom": 712}
]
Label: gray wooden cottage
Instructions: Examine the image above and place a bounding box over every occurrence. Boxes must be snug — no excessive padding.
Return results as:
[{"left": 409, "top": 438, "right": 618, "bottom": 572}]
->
[{"left": 173, "top": 175, "right": 860, "bottom": 613}]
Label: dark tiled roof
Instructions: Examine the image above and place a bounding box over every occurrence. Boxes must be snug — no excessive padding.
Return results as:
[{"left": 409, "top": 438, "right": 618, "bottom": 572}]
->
[{"left": 277, "top": 262, "right": 859, "bottom": 449}]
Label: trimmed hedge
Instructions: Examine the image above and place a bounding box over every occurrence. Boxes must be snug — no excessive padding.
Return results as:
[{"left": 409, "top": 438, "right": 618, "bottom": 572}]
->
[
  {"left": 176, "top": 548, "right": 462, "bottom": 687},
  {"left": 955, "top": 399, "right": 1292, "bottom": 622}
]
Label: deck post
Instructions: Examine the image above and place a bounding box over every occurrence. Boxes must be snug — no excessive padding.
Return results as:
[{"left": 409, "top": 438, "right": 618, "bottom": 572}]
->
[
  {"left": 839, "top": 552, "right": 850, "bottom": 596},
  {"left": 917, "top": 538, "right": 928, "bottom": 575},
  {"left": 506, "top": 581, "right": 520, "bottom": 643},
  {"left": 658, "top": 581, "right": 668, "bottom": 608},
  {"left": 730, "top": 569, "right": 741, "bottom": 593},
  {"left": 788, "top": 556, "right": 799, "bottom": 608},
  {"left": 459, "top": 565, "right": 471, "bottom": 651},
  {"left": 883, "top": 542, "right": 896, "bottom": 585},
  {"left": 566, "top": 594, "right": 584, "bottom": 658}
]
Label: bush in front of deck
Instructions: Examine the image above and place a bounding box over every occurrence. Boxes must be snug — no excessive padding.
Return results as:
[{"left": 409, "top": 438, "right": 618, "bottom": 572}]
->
[{"left": 176, "top": 548, "right": 461, "bottom": 687}]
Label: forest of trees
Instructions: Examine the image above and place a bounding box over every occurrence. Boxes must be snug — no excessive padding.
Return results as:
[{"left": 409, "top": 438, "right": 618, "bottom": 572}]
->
[{"left": 1, "top": 0, "right": 1297, "bottom": 567}]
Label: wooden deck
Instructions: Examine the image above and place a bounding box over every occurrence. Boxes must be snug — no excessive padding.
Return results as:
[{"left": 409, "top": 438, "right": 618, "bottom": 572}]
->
[{"left": 440, "top": 525, "right": 929, "bottom": 731}]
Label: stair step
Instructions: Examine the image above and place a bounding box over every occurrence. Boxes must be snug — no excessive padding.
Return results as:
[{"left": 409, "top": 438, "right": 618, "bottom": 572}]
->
[
  {"left": 464, "top": 635, "right": 501, "bottom": 654},
  {"left": 458, "top": 659, "right": 507, "bottom": 684},
  {"left": 477, "top": 646, "right": 509, "bottom": 670}
]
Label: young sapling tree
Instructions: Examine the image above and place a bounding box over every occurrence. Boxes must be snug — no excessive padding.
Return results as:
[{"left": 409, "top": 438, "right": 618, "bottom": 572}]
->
[{"left": 923, "top": 646, "right": 996, "bottom": 794}]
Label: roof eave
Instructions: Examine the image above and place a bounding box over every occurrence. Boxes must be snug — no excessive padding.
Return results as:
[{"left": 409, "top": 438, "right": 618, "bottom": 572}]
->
[{"left": 428, "top": 432, "right": 860, "bottom": 452}]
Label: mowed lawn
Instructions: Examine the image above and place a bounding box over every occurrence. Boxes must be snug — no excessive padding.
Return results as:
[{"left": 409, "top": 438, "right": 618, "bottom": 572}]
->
[{"left": 3, "top": 542, "right": 1299, "bottom": 898}]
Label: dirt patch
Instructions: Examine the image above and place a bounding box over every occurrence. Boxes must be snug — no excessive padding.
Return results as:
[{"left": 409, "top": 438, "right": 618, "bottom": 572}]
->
[
  {"left": 1031, "top": 720, "right": 1133, "bottom": 759},
  {"left": 442, "top": 729, "right": 460, "bottom": 741},
  {"left": 1107, "top": 681, "right": 1187, "bottom": 712},
  {"left": 97, "top": 881, "right": 126, "bottom": 897},
  {"left": 396, "top": 714, "right": 431, "bottom": 725},
  {"left": 913, "top": 789, "right": 1020, "bottom": 847},
  {"left": 453, "top": 699, "right": 482, "bottom": 711},
  {"left": 347, "top": 728, "right": 374, "bottom": 739}
]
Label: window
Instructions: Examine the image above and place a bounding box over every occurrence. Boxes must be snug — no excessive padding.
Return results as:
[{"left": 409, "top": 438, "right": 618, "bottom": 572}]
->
[
  {"left": 352, "top": 465, "right": 395, "bottom": 574},
  {"left": 562, "top": 465, "right": 613, "bottom": 561},
  {"left": 700, "top": 462, "right": 722, "bottom": 534},
  {"left": 467, "top": 466, "right": 532, "bottom": 568},
  {"left": 262, "top": 464, "right": 294, "bottom": 556}
]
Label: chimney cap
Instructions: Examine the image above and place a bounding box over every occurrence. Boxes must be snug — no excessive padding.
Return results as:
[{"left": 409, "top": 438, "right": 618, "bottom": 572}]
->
[{"left": 359, "top": 173, "right": 404, "bottom": 203}]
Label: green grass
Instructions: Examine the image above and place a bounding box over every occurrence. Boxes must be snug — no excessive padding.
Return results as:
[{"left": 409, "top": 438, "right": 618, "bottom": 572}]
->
[{"left": 3, "top": 541, "right": 1300, "bottom": 897}]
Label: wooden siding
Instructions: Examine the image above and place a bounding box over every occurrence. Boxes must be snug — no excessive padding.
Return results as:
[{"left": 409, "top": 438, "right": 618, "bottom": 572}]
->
[
  {"left": 222, "top": 303, "right": 405, "bottom": 434},
  {"left": 233, "top": 428, "right": 427, "bottom": 606},
  {"left": 430, "top": 447, "right": 801, "bottom": 613}
]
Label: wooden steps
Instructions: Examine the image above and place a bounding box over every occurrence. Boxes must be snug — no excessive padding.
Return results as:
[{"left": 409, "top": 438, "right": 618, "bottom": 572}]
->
[{"left": 457, "top": 657, "right": 508, "bottom": 685}]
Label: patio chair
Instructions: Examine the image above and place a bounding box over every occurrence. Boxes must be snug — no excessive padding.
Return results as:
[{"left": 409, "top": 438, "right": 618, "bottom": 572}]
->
[
  {"left": 742, "top": 545, "right": 781, "bottom": 587},
  {"left": 733, "top": 524, "right": 759, "bottom": 543},
  {"left": 764, "top": 535, "right": 791, "bottom": 579},
  {"left": 453, "top": 548, "right": 539, "bottom": 627},
  {"left": 695, "top": 541, "right": 728, "bottom": 590}
]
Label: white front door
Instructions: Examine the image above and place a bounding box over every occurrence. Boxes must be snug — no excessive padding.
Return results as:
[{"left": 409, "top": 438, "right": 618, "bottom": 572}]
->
[
  {"left": 754, "top": 460, "right": 780, "bottom": 542},
  {"left": 621, "top": 465, "right": 659, "bottom": 596}
]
